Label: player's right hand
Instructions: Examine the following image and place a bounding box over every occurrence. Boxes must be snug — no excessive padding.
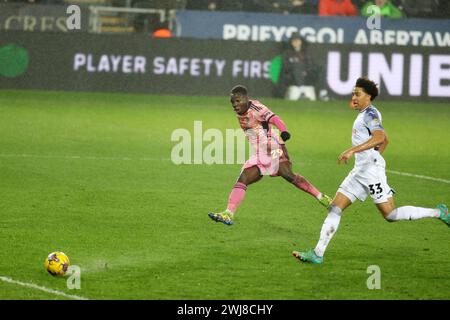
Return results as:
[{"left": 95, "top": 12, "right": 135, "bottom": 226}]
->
[
  {"left": 280, "top": 131, "right": 291, "bottom": 142},
  {"left": 338, "top": 149, "right": 354, "bottom": 164}
]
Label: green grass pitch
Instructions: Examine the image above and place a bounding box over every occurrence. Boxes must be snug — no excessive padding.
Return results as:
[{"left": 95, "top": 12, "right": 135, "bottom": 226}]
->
[{"left": 0, "top": 90, "right": 449, "bottom": 300}]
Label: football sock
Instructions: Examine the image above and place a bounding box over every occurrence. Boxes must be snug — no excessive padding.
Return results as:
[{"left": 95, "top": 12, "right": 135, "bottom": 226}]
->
[
  {"left": 226, "top": 182, "right": 247, "bottom": 214},
  {"left": 314, "top": 205, "right": 343, "bottom": 257},
  {"left": 386, "top": 206, "right": 439, "bottom": 221},
  {"left": 292, "top": 174, "right": 321, "bottom": 198}
]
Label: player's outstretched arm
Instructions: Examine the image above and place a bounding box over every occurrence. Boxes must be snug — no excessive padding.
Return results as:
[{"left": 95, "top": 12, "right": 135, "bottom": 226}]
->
[
  {"left": 269, "top": 115, "right": 291, "bottom": 141},
  {"left": 338, "top": 130, "right": 386, "bottom": 164}
]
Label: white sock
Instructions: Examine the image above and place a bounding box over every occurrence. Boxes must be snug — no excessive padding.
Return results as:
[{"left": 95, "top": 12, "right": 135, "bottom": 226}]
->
[
  {"left": 314, "top": 205, "right": 342, "bottom": 257},
  {"left": 386, "top": 206, "right": 439, "bottom": 221},
  {"left": 316, "top": 192, "right": 322, "bottom": 200}
]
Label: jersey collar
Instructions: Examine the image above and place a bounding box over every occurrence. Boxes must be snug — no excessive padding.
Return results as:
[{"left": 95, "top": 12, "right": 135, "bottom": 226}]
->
[{"left": 359, "top": 104, "right": 372, "bottom": 113}]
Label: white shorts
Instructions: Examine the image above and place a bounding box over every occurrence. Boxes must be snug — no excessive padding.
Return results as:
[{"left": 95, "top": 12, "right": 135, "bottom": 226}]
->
[{"left": 338, "top": 163, "right": 394, "bottom": 204}]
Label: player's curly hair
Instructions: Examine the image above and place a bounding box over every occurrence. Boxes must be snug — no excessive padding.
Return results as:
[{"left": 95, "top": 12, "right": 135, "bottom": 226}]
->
[
  {"left": 355, "top": 77, "right": 379, "bottom": 101},
  {"left": 230, "top": 85, "right": 248, "bottom": 96}
]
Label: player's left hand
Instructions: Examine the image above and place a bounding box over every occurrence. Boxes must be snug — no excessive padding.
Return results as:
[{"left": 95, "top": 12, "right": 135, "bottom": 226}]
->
[
  {"left": 280, "top": 131, "right": 291, "bottom": 142},
  {"left": 338, "top": 149, "right": 354, "bottom": 164}
]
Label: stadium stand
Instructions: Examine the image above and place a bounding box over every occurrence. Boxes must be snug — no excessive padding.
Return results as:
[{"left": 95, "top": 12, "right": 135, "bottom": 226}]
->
[{"left": 1, "top": 0, "right": 446, "bottom": 35}]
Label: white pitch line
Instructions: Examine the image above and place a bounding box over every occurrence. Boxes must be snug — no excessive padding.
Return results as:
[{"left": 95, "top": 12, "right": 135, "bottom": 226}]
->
[
  {"left": 0, "top": 276, "right": 89, "bottom": 300},
  {"left": 1, "top": 154, "right": 449, "bottom": 184},
  {"left": 387, "top": 170, "right": 450, "bottom": 184}
]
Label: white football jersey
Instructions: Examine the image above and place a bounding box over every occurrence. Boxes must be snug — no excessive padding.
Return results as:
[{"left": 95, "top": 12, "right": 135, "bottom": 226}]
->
[{"left": 352, "top": 105, "right": 385, "bottom": 167}]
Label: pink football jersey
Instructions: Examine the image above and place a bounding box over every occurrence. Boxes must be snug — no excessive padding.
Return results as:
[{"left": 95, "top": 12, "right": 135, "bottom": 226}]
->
[{"left": 236, "top": 99, "right": 283, "bottom": 152}]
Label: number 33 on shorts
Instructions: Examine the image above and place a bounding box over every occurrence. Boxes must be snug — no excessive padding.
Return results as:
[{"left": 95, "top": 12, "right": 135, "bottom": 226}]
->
[
  {"left": 368, "top": 183, "right": 383, "bottom": 195},
  {"left": 367, "top": 180, "right": 394, "bottom": 202}
]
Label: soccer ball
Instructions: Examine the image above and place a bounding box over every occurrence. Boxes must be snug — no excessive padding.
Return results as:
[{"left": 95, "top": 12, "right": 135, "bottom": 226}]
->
[{"left": 44, "top": 252, "right": 70, "bottom": 276}]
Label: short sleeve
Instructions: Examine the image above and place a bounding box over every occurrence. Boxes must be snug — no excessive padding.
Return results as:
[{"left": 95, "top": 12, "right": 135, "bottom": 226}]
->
[
  {"left": 250, "top": 100, "right": 275, "bottom": 122},
  {"left": 364, "top": 109, "right": 384, "bottom": 132}
]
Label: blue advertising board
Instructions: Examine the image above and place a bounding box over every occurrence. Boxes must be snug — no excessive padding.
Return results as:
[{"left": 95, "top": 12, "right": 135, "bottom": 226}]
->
[{"left": 175, "top": 10, "right": 450, "bottom": 47}]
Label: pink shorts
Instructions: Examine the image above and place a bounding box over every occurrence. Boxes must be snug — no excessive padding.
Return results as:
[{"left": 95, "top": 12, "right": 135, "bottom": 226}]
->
[{"left": 241, "top": 145, "right": 291, "bottom": 177}]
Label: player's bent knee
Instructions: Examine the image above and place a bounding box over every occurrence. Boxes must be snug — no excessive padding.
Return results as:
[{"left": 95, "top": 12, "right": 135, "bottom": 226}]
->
[
  {"left": 237, "top": 177, "right": 250, "bottom": 185},
  {"left": 291, "top": 173, "right": 305, "bottom": 184}
]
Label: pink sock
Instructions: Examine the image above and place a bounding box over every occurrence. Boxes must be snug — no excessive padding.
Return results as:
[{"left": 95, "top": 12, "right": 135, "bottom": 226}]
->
[
  {"left": 227, "top": 182, "right": 247, "bottom": 213},
  {"left": 293, "top": 174, "right": 320, "bottom": 198}
]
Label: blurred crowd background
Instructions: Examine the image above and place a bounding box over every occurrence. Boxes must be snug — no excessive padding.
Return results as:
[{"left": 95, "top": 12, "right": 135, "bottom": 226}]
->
[{"left": 2, "top": 0, "right": 449, "bottom": 19}]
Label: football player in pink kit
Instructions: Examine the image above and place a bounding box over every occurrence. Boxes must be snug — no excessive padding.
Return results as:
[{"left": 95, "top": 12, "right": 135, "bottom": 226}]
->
[{"left": 208, "top": 85, "right": 331, "bottom": 225}]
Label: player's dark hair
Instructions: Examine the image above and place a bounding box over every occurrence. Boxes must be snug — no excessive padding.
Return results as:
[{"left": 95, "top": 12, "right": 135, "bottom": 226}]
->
[
  {"left": 230, "top": 85, "right": 248, "bottom": 96},
  {"left": 355, "top": 77, "right": 378, "bottom": 101}
]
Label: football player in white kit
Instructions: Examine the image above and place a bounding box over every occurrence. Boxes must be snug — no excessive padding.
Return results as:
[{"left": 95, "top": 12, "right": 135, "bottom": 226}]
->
[{"left": 293, "top": 77, "right": 449, "bottom": 264}]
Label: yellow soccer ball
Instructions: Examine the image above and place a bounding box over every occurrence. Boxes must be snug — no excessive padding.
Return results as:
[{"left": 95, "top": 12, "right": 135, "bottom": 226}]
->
[{"left": 44, "top": 252, "right": 70, "bottom": 276}]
